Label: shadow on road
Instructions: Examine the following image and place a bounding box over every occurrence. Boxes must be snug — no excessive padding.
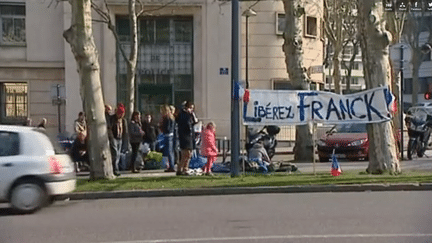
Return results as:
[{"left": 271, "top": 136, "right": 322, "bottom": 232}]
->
[{"left": 0, "top": 206, "right": 22, "bottom": 217}]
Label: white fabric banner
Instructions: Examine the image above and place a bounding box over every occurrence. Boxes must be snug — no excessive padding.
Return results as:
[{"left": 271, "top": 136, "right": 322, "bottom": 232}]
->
[{"left": 242, "top": 86, "right": 395, "bottom": 125}]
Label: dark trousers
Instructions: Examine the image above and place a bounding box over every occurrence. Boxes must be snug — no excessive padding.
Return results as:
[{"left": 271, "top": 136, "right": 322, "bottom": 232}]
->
[{"left": 130, "top": 142, "right": 140, "bottom": 171}]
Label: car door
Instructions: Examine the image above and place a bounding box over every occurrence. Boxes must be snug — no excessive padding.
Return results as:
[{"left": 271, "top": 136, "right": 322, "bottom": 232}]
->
[{"left": 0, "top": 131, "right": 21, "bottom": 200}]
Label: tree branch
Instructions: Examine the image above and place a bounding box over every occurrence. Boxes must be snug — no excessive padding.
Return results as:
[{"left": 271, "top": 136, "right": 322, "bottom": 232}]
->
[
  {"left": 91, "top": 1, "right": 110, "bottom": 22},
  {"left": 137, "top": 0, "right": 177, "bottom": 17},
  {"left": 92, "top": 19, "right": 109, "bottom": 24}
]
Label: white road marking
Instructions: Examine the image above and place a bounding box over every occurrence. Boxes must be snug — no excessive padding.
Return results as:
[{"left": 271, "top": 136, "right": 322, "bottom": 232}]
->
[{"left": 98, "top": 233, "right": 432, "bottom": 243}]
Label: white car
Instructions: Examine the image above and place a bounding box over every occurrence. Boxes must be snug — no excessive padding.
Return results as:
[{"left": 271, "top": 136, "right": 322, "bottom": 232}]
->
[{"left": 0, "top": 125, "right": 76, "bottom": 213}]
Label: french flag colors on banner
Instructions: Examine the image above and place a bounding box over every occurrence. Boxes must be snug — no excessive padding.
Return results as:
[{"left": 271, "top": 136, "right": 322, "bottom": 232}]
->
[
  {"left": 242, "top": 86, "right": 395, "bottom": 125},
  {"left": 331, "top": 152, "right": 342, "bottom": 176}
]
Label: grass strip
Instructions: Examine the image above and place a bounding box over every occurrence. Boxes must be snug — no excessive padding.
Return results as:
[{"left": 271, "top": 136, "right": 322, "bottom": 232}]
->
[{"left": 74, "top": 170, "right": 432, "bottom": 192}]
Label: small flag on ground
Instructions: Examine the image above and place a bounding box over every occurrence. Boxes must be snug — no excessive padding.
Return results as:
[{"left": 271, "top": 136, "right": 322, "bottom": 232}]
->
[{"left": 331, "top": 150, "right": 342, "bottom": 176}]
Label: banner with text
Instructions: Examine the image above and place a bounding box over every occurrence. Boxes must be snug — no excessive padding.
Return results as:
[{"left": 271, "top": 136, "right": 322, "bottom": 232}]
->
[{"left": 242, "top": 86, "right": 395, "bottom": 125}]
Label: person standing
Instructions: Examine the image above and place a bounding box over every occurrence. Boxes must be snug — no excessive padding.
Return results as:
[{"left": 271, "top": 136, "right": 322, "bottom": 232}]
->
[
  {"left": 160, "top": 105, "right": 176, "bottom": 172},
  {"left": 105, "top": 105, "right": 113, "bottom": 128},
  {"left": 129, "top": 111, "right": 145, "bottom": 173},
  {"left": 142, "top": 114, "right": 158, "bottom": 151},
  {"left": 201, "top": 122, "right": 218, "bottom": 176},
  {"left": 37, "top": 118, "right": 47, "bottom": 129},
  {"left": 176, "top": 101, "right": 198, "bottom": 176},
  {"left": 108, "top": 103, "right": 128, "bottom": 176},
  {"left": 74, "top": 112, "right": 87, "bottom": 139}
]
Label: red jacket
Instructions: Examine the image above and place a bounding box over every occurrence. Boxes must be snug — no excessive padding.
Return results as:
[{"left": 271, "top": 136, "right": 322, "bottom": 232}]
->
[{"left": 201, "top": 128, "right": 218, "bottom": 157}]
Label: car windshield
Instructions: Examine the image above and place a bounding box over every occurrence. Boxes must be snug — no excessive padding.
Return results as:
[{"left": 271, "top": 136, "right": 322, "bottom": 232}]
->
[{"left": 334, "top": 123, "right": 367, "bottom": 133}]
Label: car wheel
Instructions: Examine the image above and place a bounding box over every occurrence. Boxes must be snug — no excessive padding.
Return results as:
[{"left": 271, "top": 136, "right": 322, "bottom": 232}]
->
[{"left": 10, "top": 179, "right": 47, "bottom": 214}]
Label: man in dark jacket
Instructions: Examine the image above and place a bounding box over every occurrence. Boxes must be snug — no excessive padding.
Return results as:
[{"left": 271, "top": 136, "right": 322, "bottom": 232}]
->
[
  {"left": 108, "top": 103, "right": 128, "bottom": 176},
  {"left": 175, "top": 101, "right": 198, "bottom": 175},
  {"left": 142, "top": 114, "right": 158, "bottom": 151}
]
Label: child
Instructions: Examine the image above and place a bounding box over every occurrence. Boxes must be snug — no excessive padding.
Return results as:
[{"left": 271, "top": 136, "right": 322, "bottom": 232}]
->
[{"left": 201, "top": 122, "right": 218, "bottom": 176}]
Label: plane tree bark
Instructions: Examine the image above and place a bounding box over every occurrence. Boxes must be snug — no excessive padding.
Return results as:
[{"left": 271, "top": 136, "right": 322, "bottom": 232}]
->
[
  {"left": 282, "top": 0, "right": 313, "bottom": 162},
  {"left": 63, "top": 0, "right": 114, "bottom": 179},
  {"left": 358, "top": 0, "right": 400, "bottom": 174}
]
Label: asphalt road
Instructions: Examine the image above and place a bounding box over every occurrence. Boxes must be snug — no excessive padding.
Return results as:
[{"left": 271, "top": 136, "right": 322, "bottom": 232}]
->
[{"left": 1, "top": 191, "right": 432, "bottom": 243}]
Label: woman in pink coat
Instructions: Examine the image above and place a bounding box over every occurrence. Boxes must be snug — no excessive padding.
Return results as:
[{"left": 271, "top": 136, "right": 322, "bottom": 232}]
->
[{"left": 201, "top": 122, "right": 218, "bottom": 176}]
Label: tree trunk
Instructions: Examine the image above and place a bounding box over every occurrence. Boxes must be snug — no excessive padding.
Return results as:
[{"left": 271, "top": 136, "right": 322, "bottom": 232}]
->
[
  {"left": 358, "top": 0, "right": 400, "bottom": 174},
  {"left": 125, "top": 0, "right": 139, "bottom": 121},
  {"left": 332, "top": 52, "right": 342, "bottom": 94},
  {"left": 282, "top": 0, "right": 314, "bottom": 162},
  {"left": 346, "top": 42, "right": 359, "bottom": 93},
  {"left": 64, "top": 0, "right": 114, "bottom": 179},
  {"left": 332, "top": 10, "right": 343, "bottom": 94}
]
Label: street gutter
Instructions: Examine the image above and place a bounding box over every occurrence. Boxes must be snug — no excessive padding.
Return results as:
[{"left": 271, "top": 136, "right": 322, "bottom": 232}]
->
[{"left": 65, "top": 183, "right": 432, "bottom": 201}]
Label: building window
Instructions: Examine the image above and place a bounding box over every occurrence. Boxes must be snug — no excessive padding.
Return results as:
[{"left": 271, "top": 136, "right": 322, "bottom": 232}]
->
[
  {"left": 0, "top": 3, "right": 25, "bottom": 45},
  {"left": 423, "top": 52, "right": 431, "bottom": 62},
  {"left": 404, "top": 78, "right": 412, "bottom": 94},
  {"left": 272, "top": 79, "right": 294, "bottom": 90},
  {"left": 117, "top": 16, "right": 194, "bottom": 115},
  {"left": 175, "top": 20, "right": 192, "bottom": 43},
  {"left": 305, "top": 16, "right": 318, "bottom": 38},
  {"left": 1, "top": 83, "right": 28, "bottom": 119},
  {"left": 276, "top": 13, "right": 285, "bottom": 35}
]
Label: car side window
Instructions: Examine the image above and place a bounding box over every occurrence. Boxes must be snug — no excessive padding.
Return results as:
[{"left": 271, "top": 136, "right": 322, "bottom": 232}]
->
[{"left": 0, "top": 132, "right": 20, "bottom": 156}]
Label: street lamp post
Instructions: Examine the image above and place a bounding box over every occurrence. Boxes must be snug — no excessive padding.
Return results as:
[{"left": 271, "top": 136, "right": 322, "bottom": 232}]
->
[
  {"left": 242, "top": 8, "right": 257, "bottom": 89},
  {"left": 231, "top": 0, "right": 241, "bottom": 177},
  {"left": 400, "top": 45, "right": 404, "bottom": 160},
  {"left": 241, "top": 9, "right": 257, "bottom": 171}
]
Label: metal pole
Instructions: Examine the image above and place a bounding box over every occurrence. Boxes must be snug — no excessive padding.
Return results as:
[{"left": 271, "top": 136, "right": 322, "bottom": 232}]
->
[
  {"left": 57, "top": 84, "right": 61, "bottom": 134},
  {"left": 244, "top": 14, "right": 249, "bottom": 169},
  {"left": 312, "top": 122, "right": 316, "bottom": 175},
  {"left": 231, "top": 0, "right": 240, "bottom": 177},
  {"left": 245, "top": 16, "right": 249, "bottom": 89},
  {"left": 400, "top": 45, "right": 404, "bottom": 160}
]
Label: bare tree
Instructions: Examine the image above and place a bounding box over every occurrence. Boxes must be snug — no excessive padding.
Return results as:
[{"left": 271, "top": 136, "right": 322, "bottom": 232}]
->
[
  {"left": 282, "top": 0, "right": 313, "bottom": 162},
  {"left": 324, "top": 0, "right": 358, "bottom": 94},
  {"left": 341, "top": 39, "right": 360, "bottom": 93},
  {"left": 358, "top": 0, "right": 400, "bottom": 174},
  {"left": 63, "top": 0, "right": 114, "bottom": 179},
  {"left": 340, "top": 2, "right": 360, "bottom": 93},
  {"left": 92, "top": 0, "right": 174, "bottom": 120},
  {"left": 403, "top": 11, "right": 432, "bottom": 106}
]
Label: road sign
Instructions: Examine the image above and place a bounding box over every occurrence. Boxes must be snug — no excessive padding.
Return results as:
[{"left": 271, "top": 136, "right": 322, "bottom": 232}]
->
[{"left": 308, "top": 65, "right": 323, "bottom": 74}]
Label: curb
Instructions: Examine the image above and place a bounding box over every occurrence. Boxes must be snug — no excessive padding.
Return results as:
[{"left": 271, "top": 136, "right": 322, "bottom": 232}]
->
[{"left": 65, "top": 183, "right": 432, "bottom": 201}]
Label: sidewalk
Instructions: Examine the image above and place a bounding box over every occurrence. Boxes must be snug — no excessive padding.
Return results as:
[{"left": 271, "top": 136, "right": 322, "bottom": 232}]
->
[{"left": 66, "top": 183, "right": 432, "bottom": 201}]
